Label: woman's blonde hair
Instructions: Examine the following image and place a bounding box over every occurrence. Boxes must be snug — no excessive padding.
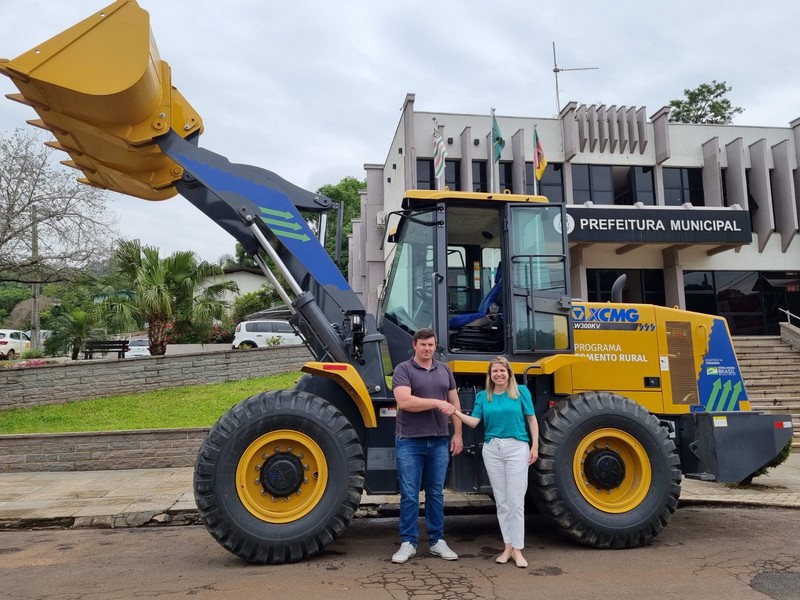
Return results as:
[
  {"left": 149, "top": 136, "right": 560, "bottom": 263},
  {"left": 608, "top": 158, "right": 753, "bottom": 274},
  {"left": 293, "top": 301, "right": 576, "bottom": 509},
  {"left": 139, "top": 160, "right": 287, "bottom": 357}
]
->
[{"left": 485, "top": 356, "right": 519, "bottom": 402}]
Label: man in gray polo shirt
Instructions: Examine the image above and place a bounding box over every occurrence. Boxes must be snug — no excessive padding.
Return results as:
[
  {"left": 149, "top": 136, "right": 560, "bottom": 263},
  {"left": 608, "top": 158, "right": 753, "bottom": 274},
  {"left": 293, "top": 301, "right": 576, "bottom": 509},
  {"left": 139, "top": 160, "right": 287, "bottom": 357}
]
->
[{"left": 391, "top": 328, "right": 463, "bottom": 563}]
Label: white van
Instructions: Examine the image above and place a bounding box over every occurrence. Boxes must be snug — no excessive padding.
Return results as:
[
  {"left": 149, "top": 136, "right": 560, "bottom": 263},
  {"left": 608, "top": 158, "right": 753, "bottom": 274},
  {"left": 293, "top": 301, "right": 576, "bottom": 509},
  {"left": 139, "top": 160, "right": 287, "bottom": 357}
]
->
[{"left": 231, "top": 320, "right": 302, "bottom": 349}]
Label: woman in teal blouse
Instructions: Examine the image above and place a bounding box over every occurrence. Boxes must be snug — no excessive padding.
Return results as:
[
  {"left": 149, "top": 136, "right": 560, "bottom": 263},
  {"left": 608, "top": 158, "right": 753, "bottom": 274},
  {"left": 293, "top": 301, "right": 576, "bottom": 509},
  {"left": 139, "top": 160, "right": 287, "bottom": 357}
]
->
[{"left": 441, "top": 356, "right": 538, "bottom": 568}]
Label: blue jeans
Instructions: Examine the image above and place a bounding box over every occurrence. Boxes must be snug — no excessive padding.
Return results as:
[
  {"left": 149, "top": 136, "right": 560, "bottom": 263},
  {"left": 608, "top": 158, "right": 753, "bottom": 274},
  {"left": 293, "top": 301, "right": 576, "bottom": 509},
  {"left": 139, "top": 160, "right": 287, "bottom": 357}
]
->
[{"left": 395, "top": 436, "right": 450, "bottom": 546}]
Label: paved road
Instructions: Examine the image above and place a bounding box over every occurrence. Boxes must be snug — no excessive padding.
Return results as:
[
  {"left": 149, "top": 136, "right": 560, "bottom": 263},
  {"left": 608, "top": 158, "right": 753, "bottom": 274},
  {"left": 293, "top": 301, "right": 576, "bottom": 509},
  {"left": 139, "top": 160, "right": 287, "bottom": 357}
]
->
[{"left": 2, "top": 507, "right": 800, "bottom": 600}]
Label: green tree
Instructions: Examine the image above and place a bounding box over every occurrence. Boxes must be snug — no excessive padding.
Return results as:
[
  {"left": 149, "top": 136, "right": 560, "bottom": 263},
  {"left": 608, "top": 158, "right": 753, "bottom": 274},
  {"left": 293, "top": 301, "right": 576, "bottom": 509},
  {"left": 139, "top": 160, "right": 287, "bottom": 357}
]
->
[
  {"left": 95, "top": 239, "right": 239, "bottom": 355},
  {"left": 315, "top": 176, "right": 364, "bottom": 277},
  {"left": 0, "top": 283, "right": 30, "bottom": 325},
  {"left": 44, "top": 308, "right": 97, "bottom": 360},
  {"left": 231, "top": 284, "right": 283, "bottom": 324},
  {"left": 668, "top": 81, "right": 744, "bottom": 125},
  {"left": 218, "top": 243, "right": 258, "bottom": 269}
]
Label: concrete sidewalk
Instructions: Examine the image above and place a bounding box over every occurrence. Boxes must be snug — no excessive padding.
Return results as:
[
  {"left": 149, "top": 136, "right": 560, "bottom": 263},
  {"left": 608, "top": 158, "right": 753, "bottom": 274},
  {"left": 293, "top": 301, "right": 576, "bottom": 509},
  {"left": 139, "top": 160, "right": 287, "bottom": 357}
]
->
[{"left": 1, "top": 453, "right": 799, "bottom": 530}]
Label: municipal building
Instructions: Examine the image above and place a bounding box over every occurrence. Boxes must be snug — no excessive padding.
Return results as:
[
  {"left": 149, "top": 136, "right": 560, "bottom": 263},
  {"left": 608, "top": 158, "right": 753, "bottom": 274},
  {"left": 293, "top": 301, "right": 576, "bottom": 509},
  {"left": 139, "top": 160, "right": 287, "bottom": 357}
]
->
[{"left": 350, "top": 93, "right": 800, "bottom": 336}]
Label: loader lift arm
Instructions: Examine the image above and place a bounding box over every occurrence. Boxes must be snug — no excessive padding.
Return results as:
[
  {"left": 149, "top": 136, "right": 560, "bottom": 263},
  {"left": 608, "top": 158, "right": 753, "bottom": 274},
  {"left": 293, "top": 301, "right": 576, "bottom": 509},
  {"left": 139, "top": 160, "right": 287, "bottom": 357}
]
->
[{"left": 158, "top": 129, "right": 373, "bottom": 366}]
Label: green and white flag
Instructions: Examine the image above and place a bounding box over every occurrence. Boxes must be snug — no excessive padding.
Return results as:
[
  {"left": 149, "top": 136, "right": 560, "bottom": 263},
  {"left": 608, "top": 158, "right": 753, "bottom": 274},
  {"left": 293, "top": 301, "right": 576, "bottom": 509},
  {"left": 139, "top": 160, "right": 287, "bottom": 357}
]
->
[
  {"left": 433, "top": 129, "right": 447, "bottom": 178},
  {"left": 492, "top": 111, "right": 505, "bottom": 162}
]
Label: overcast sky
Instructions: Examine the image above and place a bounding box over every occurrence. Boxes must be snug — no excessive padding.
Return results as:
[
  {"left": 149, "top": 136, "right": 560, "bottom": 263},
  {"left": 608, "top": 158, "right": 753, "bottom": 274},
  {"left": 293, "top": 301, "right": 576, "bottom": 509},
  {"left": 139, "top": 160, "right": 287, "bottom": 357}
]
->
[{"left": 1, "top": 0, "right": 799, "bottom": 262}]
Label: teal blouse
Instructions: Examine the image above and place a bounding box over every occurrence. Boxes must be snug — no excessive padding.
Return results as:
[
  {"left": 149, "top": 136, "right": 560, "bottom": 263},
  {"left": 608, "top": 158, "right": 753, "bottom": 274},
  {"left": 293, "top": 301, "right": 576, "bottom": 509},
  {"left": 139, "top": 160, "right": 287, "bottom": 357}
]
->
[{"left": 472, "top": 385, "right": 535, "bottom": 443}]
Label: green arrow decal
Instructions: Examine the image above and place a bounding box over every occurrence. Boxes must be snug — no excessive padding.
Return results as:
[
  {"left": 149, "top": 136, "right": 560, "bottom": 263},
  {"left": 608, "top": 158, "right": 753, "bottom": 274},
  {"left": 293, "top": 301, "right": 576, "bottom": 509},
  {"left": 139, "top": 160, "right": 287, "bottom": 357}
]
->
[
  {"left": 717, "top": 380, "right": 732, "bottom": 411},
  {"left": 724, "top": 381, "right": 742, "bottom": 412},
  {"left": 707, "top": 378, "right": 722, "bottom": 411},
  {"left": 261, "top": 217, "right": 303, "bottom": 231},
  {"left": 274, "top": 230, "right": 311, "bottom": 242},
  {"left": 260, "top": 207, "right": 294, "bottom": 220}
]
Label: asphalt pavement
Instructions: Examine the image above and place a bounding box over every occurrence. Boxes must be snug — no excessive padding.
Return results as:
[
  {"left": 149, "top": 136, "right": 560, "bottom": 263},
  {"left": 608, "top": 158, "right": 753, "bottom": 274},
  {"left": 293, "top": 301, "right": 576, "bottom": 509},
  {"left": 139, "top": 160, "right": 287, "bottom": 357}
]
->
[{"left": 1, "top": 453, "right": 799, "bottom": 530}]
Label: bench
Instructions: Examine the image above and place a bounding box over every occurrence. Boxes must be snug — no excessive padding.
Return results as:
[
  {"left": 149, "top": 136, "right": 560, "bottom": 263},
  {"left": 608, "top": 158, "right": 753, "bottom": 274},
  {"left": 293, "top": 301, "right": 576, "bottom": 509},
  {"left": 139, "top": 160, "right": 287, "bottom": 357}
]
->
[{"left": 84, "top": 339, "right": 129, "bottom": 360}]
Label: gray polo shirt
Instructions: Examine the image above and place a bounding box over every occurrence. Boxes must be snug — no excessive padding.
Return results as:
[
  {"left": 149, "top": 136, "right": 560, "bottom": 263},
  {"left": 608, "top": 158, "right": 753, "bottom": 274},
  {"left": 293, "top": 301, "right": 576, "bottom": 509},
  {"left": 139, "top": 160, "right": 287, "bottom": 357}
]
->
[{"left": 392, "top": 357, "right": 456, "bottom": 438}]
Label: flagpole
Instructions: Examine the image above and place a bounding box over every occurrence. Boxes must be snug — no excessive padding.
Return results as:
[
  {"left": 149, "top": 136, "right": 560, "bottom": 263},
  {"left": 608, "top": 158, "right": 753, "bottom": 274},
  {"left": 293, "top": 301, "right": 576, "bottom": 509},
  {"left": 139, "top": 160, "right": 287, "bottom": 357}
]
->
[
  {"left": 490, "top": 107, "right": 496, "bottom": 193},
  {"left": 533, "top": 125, "right": 539, "bottom": 196}
]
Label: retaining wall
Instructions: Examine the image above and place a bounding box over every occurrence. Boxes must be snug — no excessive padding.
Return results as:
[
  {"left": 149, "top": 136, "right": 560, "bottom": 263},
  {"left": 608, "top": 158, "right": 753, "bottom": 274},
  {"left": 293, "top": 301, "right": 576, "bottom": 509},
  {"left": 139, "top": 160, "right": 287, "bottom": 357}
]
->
[
  {"left": 0, "top": 345, "right": 312, "bottom": 472},
  {"left": 0, "top": 345, "right": 311, "bottom": 411},
  {"left": 0, "top": 429, "right": 207, "bottom": 472}
]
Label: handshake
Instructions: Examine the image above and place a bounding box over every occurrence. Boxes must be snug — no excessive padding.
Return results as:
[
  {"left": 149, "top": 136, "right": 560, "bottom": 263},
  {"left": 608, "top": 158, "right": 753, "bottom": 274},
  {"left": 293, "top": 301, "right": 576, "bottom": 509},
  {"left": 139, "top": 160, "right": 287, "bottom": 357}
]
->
[{"left": 439, "top": 402, "right": 456, "bottom": 416}]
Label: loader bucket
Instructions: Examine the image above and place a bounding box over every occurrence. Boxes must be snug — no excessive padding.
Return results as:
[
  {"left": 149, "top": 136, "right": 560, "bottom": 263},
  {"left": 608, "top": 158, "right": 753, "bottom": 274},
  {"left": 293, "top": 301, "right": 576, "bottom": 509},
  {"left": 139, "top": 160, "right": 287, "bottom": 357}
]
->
[{"left": 0, "top": 0, "right": 202, "bottom": 200}]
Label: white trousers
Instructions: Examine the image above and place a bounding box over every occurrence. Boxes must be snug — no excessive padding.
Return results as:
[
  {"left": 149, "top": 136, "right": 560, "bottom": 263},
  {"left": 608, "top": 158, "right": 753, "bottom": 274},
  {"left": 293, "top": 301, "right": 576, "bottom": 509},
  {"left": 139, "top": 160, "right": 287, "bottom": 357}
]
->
[{"left": 482, "top": 437, "right": 530, "bottom": 550}]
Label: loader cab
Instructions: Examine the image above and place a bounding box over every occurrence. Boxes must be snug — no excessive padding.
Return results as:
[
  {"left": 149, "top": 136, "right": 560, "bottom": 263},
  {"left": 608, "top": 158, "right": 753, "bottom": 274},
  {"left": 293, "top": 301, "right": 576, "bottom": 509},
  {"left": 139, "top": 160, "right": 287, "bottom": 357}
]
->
[{"left": 379, "top": 191, "right": 573, "bottom": 367}]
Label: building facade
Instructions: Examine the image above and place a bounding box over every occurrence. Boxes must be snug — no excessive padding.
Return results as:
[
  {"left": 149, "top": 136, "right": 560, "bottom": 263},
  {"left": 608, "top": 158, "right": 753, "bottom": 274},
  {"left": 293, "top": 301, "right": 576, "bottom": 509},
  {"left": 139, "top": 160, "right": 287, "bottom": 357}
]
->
[{"left": 352, "top": 93, "right": 800, "bottom": 336}]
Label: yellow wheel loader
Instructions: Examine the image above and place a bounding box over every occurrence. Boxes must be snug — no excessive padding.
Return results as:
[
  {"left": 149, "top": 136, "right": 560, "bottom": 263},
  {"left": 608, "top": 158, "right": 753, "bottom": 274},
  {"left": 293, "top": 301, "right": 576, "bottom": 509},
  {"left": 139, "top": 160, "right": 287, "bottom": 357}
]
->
[{"left": 2, "top": 0, "right": 792, "bottom": 564}]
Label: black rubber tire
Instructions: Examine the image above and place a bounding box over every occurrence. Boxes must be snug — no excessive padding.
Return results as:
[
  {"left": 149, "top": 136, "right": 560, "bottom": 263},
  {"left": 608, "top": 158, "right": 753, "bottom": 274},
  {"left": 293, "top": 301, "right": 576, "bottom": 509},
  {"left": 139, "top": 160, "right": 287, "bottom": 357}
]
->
[
  {"left": 5, "top": 350, "right": 14, "bottom": 360},
  {"left": 237, "top": 341, "right": 257, "bottom": 350},
  {"left": 531, "top": 391, "right": 681, "bottom": 549},
  {"left": 194, "top": 389, "right": 365, "bottom": 564}
]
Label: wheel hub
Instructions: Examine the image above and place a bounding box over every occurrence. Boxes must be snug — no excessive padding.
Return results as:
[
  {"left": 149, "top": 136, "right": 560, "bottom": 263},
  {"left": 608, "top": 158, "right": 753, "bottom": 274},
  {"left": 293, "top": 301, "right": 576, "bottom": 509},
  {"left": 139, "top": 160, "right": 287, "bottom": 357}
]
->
[
  {"left": 261, "top": 452, "right": 304, "bottom": 497},
  {"left": 584, "top": 449, "right": 626, "bottom": 490}
]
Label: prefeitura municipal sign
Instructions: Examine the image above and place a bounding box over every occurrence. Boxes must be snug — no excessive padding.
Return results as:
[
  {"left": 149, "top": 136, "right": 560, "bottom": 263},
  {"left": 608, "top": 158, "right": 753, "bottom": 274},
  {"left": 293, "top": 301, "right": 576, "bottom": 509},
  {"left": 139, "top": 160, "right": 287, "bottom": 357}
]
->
[{"left": 565, "top": 206, "right": 752, "bottom": 244}]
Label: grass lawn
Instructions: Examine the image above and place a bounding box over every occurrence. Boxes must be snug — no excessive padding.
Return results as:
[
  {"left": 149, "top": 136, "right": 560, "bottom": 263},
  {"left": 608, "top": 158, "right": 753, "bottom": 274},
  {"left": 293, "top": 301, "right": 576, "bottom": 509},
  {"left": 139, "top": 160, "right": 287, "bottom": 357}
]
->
[{"left": 0, "top": 371, "right": 303, "bottom": 434}]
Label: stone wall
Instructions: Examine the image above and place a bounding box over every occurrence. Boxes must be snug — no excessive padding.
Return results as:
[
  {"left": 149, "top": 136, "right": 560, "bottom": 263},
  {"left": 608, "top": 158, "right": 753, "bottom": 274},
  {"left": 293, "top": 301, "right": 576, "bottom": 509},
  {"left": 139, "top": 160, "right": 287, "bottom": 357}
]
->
[
  {"left": 0, "top": 345, "right": 311, "bottom": 411},
  {"left": 0, "top": 429, "right": 207, "bottom": 473}
]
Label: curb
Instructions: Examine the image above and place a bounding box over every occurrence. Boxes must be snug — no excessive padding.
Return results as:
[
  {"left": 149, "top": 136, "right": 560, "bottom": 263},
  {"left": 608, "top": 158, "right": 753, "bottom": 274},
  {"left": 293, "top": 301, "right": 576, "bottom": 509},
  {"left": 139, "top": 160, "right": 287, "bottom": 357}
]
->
[{"left": 4, "top": 496, "right": 798, "bottom": 532}]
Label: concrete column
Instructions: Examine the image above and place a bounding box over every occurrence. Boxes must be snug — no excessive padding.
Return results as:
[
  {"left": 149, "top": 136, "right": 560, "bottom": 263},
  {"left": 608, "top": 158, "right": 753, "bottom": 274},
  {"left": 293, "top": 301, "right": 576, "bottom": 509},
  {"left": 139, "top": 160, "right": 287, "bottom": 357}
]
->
[
  {"left": 662, "top": 247, "right": 685, "bottom": 309},
  {"left": 511, "top": 128, "right": 525, "bottom": 194},
  {"left": 702, "top": 137, "right": 723, "bottom": 207},
  {"left": 569, "top": 246, "right": 588, "bottom": 301},
  {"left": 460, "top": 127, "right": 473, "bottom": 192},
  {"left": 401, "top": 93, "right": 416, "bottom": 189},
  {"left": 650, "top": 106, "right": 671, "bottom": 165}
]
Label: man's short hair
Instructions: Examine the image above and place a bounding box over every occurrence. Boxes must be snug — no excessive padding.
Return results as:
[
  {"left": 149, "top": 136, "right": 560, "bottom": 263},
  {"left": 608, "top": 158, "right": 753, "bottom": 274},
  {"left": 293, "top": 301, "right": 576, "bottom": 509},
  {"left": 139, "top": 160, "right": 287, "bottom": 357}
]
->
[{"left": 413, "top": 327, "right": 437, "bottom": 343}]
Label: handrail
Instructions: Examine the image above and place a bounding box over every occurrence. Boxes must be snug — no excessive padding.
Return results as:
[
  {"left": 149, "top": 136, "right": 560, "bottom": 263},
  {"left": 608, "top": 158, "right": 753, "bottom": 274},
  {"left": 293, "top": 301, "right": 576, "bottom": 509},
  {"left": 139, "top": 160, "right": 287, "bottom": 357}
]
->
[{"left": 778, "top": 307, "right": 800, "bottom": 326}]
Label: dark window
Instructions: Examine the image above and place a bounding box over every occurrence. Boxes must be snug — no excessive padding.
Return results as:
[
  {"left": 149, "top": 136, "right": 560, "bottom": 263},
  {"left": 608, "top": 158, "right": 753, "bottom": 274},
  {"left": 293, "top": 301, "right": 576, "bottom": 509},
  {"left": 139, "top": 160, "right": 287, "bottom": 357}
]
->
[
  {"left": 416, "top": 159, "right": 435, "bottom": 190},
  {"left": 525, "top": 162, "right": 564, "bottom": 202},
  {"left": 631, "top": 166, "right": 655, "bottom": 205},
  {"left": 683, "top": 270, "right": 797, "bottom": 335},
  {"left": 274, "top": 322, "right": 294, "bottom": 333},
  {"left": 663, "top": 167, "right": 704, "bottom": 206},
  {"left": 571, "top": 164, "right": 613, "bottom": 205},
  {"left": 472, "top": 161, "right": 488, "bottom": 192},
  {"left": 444, "top": 159, "right": 461, "bottom": 191},
  {"left": 498, "top": 162, "right": 513, "bottom": 193},
  {"left": 586, "top": 269, "right": 664, "bottom": 305}
]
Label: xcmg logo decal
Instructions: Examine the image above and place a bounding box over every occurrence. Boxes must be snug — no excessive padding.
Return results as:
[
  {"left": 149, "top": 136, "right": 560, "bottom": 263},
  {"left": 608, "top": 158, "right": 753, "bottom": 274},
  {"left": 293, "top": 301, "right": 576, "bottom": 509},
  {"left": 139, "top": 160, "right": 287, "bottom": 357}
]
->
[
  {"left": 572, "top": 306, "right": 648, "bottom": 331},
  {"left": 572, "top": 307, "right": 640, "bottom": 322}
]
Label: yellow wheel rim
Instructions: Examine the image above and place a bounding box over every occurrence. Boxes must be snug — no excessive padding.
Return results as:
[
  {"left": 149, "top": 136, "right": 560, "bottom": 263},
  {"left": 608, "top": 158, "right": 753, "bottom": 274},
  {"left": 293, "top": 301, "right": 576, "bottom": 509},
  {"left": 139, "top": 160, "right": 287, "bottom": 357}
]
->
[
  {"left": 572, "top": 428, "right": 651, "bottom": 513},
  {"left": 235, "top": 430, "right": 328, "bottom": 523}
]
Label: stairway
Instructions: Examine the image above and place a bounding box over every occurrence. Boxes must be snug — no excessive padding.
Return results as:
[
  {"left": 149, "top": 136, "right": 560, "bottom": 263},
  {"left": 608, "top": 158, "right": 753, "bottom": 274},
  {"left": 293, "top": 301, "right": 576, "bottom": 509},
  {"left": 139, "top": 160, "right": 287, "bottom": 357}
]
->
[{"left": 734, "top": 335, "right": 800, "bottom": 451}]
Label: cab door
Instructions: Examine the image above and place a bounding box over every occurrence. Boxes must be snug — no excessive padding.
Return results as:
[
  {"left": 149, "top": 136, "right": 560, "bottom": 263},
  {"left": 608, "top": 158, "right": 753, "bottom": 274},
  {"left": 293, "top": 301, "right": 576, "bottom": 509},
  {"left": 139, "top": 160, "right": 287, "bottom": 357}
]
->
[{"left": 506, "top": 204, "right": 572, "bottom": 355}]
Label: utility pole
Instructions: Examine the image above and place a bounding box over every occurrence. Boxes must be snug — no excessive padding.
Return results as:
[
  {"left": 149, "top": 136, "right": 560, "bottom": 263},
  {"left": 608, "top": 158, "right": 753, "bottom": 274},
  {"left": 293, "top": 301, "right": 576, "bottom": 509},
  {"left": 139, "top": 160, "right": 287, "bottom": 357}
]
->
[
  {"left": 30, "top": 205, "right": 41, "bottom": 350},
  {"left": 552, "top": 42, "right": 599, "bottom": 114}
]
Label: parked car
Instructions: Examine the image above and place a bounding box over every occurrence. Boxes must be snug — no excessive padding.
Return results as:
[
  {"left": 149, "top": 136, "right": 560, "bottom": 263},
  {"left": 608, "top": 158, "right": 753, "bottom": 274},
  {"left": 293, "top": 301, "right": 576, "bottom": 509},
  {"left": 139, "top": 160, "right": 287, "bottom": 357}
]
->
[
  {"left": 231, "top": 320, "right": 302, "bottom": 349},
  {"left": 0, "top": 329, "right": 31, "bottom": 360},
  {"left": 126, "top": 339, "right": 151, "bottom": 357}
]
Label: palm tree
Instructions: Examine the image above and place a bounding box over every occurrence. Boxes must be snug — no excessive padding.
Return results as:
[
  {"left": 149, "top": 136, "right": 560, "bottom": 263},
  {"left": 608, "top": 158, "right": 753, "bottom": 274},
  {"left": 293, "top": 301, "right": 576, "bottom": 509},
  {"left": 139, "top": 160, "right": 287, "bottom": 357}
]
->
[
  {"left": 45, "top": 309, "right": 97, "bottom": 360},
  {"left": 96, "top": 240, "right": 238, "bottom": 355}
]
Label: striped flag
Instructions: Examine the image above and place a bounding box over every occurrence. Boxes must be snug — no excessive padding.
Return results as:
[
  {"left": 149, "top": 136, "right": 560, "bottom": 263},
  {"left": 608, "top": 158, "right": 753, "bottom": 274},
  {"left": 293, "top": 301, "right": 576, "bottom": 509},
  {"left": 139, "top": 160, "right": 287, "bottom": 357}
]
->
[
  {"left": 433, "top": 129, "right": 447, "bottom": 178},
  {"left": 534, "top": 127, "right": 547, "bottom": 180}
]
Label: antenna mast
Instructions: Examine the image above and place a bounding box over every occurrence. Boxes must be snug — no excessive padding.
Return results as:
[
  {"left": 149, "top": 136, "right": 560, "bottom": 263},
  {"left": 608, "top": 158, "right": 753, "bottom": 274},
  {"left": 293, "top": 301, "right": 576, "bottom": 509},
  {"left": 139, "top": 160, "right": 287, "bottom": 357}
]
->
[{"left": 552, "top": 42, "right": 599, "bottom": 114}]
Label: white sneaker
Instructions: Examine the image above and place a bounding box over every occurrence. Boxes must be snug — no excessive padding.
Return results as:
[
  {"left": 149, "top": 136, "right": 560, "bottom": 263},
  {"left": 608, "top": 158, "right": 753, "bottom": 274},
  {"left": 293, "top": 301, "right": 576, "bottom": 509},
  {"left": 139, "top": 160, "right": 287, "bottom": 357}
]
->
[
  {"left": 392, "top": 542, "right": 417, "bottom": 564},
  {"left": 430, "top": 539, "right": 458, "bottom": 560}
]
